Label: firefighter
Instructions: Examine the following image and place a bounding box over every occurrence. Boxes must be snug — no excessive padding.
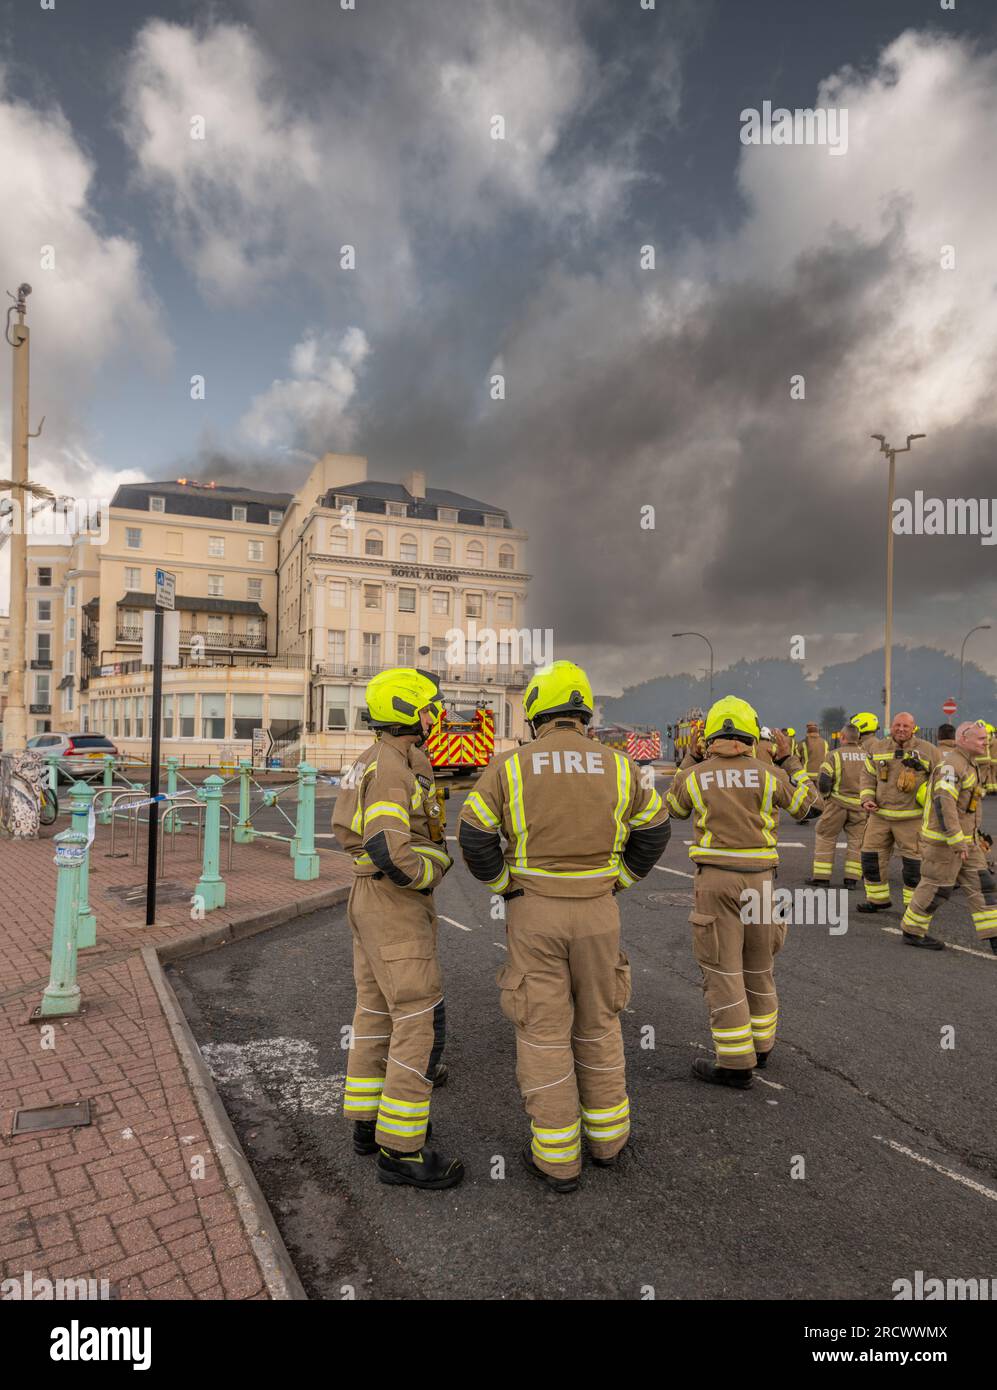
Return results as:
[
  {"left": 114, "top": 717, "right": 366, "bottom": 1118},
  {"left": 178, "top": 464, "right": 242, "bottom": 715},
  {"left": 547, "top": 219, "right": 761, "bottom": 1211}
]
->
[
  {"left": 667, "top": 696, "right": 822, "bottom": 1087},
  {"left": 857, "top": 711, "right": 940, "bottom": 915},
  {"left": 331, "top": 668, "right": 463, "bottom": 1191},
  {"left": 808, "top": 723, "right": 867, "bottom": 886},
  {"left": 457, "top": 660, "right": 670, "bottom": 1193},
  {"left": 849, "top": 711, "right": 881, "bottom": 755},
  {"left": 799, "top": 722, "right": 829, "bottom": 780},
  {"left": 901, "top": 721, "right": 997, "bottom": 952}
]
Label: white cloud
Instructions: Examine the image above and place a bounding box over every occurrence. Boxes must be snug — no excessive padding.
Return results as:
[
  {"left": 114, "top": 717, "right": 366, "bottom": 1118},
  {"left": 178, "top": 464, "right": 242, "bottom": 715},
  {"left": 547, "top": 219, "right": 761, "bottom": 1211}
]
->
[{"left": 239, "top": 327, "right": 370, "bottom": 451}]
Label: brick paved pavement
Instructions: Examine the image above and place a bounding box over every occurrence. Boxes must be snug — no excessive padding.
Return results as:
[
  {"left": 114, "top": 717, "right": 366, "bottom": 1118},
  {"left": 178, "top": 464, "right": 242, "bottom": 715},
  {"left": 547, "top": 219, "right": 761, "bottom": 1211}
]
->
[{"left": 0, "top": 823, "right": 352, "bottom": 1300}]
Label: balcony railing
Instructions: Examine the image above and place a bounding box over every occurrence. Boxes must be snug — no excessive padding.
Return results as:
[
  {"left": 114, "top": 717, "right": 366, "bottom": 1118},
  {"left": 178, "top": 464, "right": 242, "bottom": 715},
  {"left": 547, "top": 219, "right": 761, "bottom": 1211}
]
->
[{"left": 116, "top": 625, "right": 266, "bottom": 651}]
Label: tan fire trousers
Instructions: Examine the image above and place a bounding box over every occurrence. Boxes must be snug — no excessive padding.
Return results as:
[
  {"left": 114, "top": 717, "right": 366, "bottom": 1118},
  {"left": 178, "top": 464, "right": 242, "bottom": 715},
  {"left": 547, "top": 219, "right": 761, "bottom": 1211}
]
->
[
  {"left": 902, "top": 838, "right": 997, "bottom": 940},
  {"left": 344, "top": 876, "right": 445, "bottom": 1153},
  {"left": 690, "top": 866, "right": 787, "bottom": 1072},
  {"left": 498, "top": 892, "right": 631, "bottom": 1178},
  {"left": 860, "top": 814, "right": 922, "bottom": 906},
  {"left": 812, "top": 801, "right": 866, "bottom": 881}
]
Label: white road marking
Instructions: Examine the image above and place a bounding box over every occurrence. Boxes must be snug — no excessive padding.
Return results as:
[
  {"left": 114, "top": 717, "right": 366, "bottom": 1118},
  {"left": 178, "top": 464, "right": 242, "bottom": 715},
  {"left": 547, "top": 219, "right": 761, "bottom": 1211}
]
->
[
  {"left": 880, "top": 926, "right": 997, "bottom": 961},
  {"left": 655, "top": 865, "right": 695, "bottom": 879},
  {"left": 873, "top": 1136, "right": 997, "bottom": 1203},
  {"left": 439, "top": 914, "right": 472, "bottom": 932},
  {"left": 200, "top": 1038, "right": 346, "bottom": 1117}
]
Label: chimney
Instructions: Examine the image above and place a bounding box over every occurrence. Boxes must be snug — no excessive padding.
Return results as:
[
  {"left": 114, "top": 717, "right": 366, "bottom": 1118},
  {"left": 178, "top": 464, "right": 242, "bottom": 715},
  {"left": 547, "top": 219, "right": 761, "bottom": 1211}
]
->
[{"left": 403, "top": 470, "right": 426, "bottom": 500}]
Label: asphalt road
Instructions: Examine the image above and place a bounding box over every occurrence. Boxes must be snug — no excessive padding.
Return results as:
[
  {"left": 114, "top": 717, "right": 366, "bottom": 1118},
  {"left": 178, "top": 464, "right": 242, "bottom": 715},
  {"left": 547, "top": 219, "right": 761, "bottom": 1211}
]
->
[{"left": 169, "top": 786, "right": 997, "bottom": 1301}]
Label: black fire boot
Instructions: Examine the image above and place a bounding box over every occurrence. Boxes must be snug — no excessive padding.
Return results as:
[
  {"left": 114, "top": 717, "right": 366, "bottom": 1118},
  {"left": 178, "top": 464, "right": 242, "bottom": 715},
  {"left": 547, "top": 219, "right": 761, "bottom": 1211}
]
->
[
  {"left": 692, "top": 1058, "right": 753, "bottom": 1089},
  {"left": 376, "top": 1145, "right": 464, "bottom": 1190},
  {"left": 354, "top": 1119, "right": 432, "bottom": 1155},
  {"left": 902, "top": 932, "right": 944, "bottom": 951},
  {"left": 521, "top": 1144, "right": 579, "bottom": 1193}
]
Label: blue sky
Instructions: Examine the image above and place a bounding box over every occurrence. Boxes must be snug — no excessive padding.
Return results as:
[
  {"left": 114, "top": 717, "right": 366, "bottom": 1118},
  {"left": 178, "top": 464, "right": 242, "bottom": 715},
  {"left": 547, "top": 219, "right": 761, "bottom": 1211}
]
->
[{"left": 3, "top": 0, "right": 997, "bottom": 687}]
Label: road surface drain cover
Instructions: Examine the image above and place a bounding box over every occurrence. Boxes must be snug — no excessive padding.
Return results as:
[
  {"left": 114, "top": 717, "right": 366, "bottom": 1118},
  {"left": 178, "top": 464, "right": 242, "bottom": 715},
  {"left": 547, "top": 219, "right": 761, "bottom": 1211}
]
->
[
  {"left": 11, "top": 1099, "right": 93, "bottom": 1136},
  {"left": 104, "top": 882, "right": 191, "bottom": 906}
]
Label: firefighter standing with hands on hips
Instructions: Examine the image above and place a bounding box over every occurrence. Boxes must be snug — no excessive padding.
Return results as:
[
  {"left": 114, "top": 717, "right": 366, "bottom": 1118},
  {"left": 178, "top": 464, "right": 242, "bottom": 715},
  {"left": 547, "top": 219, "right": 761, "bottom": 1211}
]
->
[
  {"left": 857, "top": 711, "right": 939, "bottom": 916},
  {"left": 332, "top": 668, "right": 463, "bottom": 1191},
  {"left": 458, "top": 660, "right": 671, "bottom": 1193},
  {"left": 900, "top": 720, "right": 997, "bottom": 952},
  {"left": 667, "top": 697, "right": 822, "bottom": 1088}
]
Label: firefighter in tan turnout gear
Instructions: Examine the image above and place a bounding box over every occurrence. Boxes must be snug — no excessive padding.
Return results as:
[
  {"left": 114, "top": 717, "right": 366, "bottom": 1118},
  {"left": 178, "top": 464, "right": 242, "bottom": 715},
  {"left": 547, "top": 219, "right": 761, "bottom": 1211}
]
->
[
  {"left": 457, "top": 660, "right": 671, "bottom": 1193},
  {"left": 809, "top": 723, "right": 867, "bottom": 886},
  {"left": 332, "top": 668, "right": 463, "bottom": 1191},
  {"left": 901, "top": 721, "right": 997, "bottom": 952},
  {"left": 857, "top": 712, "right": 940, "bottom": 915},
  {"left": 667, "top": 696, "right": 821, "bottom": 1088}
]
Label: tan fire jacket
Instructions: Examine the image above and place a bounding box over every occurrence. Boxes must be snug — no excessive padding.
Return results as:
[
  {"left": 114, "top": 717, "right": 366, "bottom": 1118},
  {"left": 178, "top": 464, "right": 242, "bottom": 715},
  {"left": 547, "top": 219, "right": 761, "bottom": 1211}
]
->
[
  {"left": 666, "top": 740, "right": 822, "bottom": 872},
  {"left": 817, "top": 746, "right": 867, "bottom": 808},
  {"left": 332, "top": 733, "right": 453, "bottom": 891},
  {"left": 457, "top": 718, "right": 671, "bottom": 898},
  {"left": 859, "top": 736, "right": 940, "bottom": 821},
  {"left": 921, "top": 746, "right": 983, "bottom": 848}
]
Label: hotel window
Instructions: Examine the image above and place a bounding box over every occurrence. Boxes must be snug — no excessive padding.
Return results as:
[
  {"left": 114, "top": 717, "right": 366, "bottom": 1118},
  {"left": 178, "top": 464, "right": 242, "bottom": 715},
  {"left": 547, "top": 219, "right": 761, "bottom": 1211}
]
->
[
  {"left": 386, "top": 501, "right": 407, "bottom": 518},
  {"left": 399, "top": 535, "right": 418, "bottom": 562},
  {"left": 232, "top": 505, "right": 247, "bottom": 523},
  {"left": 362, "top": 632, "right": 382, "bottom": 666},
  {"left": 432, "top": 590, "right": 449, "bottom": 616},
  {"left": 162, "top": 695, "right": 174, "bottom": 739},
  {"left": 37, "top": 599, "right": 52, "bottom": 623},
  {"left": 149, "top": 496, "right": 165, "bottom": 512},
  {"left": 38, "top": 566, "right": 52, "bottom": 586},
  {"left": 233, "top": 694, "right": 263, "bottom": 740},
  {"left": 499, "top": 546, "right": 515, "bottom": 570},
  {"left": 126, "top": 528, "right": 142, "bottom": 549},
  {"left": 202, "top": 694, "right": 226, "bottom": 740},
  {"left": 247, "top": 577, "right": 263, "bottom": 601},
  {"left": 433, "top": 538, "right": 451, "bottom": 565},
  {"left": 497, "top": 595, "right": 514, "bottom": 620},
  {"left": 466, "top": 541, "right": 484, "bottom": 566},
  {"left": 269, "top": 509, "right": 283, "bottom": 526},
  {"left": 208, "top": 574, "right": 224, "bottom": 597},
  {"left": 329, "top": 580, "right": 346, "bottom": 607},
  {"left": 178, "top": 694, "right": 195, "bottom": 738},
  {"left": 327, "top": 630, "right": 346, "bottom": 665},
  {"left": 330, "top": 527, "right": 349, "bottom": 554},
  {"left": 466, "top": 593, "right": 483, "bottom": 619},
  {"left": 248, "top": 539, "right": 264, "bottom": 562},
  {"left": 398, "top": 587, "right": 416, "bottom": 613},
  {"left": 363, "top": 584, "right": 382, "bottom": 610},
  {"left": 437, "top": 508, "right": 458, "bottom": 524},
  {"left": 208, "top": 536, "right": 225, "bottom": 558},
  {"left": 364, "top": 531, "right": 384, "bottom": 557},
  {"left": 396, "top": 634, "right": 415, "bottom": 665},
  {"left": 125, "top": 567, "right": 141, "bottom": 588}
]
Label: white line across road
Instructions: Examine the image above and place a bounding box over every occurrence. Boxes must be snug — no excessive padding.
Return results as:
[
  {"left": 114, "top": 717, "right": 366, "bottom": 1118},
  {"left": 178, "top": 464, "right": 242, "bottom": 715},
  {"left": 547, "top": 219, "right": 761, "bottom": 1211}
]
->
[
  {"left": 873, "top": 1136, "right": 997, "bottom": 1203},
  {"left": 438, "top": 915, "right": 472, "bottom": 932},
  {"left": 655, "top": 865, "right": 695, "bottom": 880},
  {"left": 879, "top": 926, "right": 997, "bottom": 961}
]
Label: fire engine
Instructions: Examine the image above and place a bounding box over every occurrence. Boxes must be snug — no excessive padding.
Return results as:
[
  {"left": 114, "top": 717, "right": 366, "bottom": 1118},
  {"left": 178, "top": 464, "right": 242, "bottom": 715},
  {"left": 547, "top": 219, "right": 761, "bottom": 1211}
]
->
[
  {"left": 426, "top": 705, "right": 495, "bottom": 774},
  {"left": 590, "top": 724, "right": 662, "bottom": 765}
]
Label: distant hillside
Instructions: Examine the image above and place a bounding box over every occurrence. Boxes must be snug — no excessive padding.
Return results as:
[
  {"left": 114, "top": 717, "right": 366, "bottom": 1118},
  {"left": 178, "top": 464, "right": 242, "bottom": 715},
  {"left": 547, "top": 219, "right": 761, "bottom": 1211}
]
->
[{"left": 600, "top": 647, "right": 997, "bottom": 730}]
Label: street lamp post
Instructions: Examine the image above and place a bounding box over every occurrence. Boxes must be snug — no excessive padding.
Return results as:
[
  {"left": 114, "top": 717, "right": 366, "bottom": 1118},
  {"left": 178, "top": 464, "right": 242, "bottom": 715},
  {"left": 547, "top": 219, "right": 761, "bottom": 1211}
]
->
[
  {"left": 959, "top": 624, "right": 991, "bottom": 707},
  {"left": 673, "top": 631, "right": 714, "bottom": 700},
  {"left": 870, "top": 432, "right": 926, "bottom": 728}
]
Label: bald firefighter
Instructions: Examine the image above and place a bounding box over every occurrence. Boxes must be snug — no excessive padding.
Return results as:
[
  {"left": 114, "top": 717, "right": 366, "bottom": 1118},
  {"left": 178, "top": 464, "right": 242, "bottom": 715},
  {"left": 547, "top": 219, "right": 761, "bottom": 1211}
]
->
[
  {"left": 332, "top": 668, "right": 463, "bottom": 1191},
  {"left": 850, "top": 711, "right": 881, "bottom": 755},
  {"left": 901, "top": 722, "right": 997, "bottom": 952},
  {"left": 808, "top": 724, "right": 867, "bottom": 886},
  {"left": 857, "top": 712, "right": 940, "bottom": 915},
  {"left": 458, "top": 661, "right": 671, "bottom": 1193},
  {"left": 667, "top": 696, "right": 822, "bottom": 1087}
]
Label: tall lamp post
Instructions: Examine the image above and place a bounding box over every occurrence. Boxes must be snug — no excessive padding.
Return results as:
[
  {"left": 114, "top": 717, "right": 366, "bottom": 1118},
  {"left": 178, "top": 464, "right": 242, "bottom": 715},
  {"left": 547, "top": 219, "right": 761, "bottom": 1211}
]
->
[
  {"left": 673, "top": 631, "right": 714, "bottom": 700},
  {"left": 959, "top": 624, "right": 991, "bottom": 707},
  {"left": 870, "top": 432, "right": 926, "bottom": 728}
]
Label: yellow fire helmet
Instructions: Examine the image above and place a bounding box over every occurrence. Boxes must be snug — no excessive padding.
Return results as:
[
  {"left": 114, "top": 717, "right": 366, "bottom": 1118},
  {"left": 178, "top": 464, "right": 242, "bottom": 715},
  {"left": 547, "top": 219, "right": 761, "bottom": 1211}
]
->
[
  {"left": 365, "top": 667, "right": 443, "bottom": 730},
  {"left": 849, "top": 711, "right": 880, "bottom": 735},
  {"left": 523, "top": 660, "right": 594, "bottom": 724},
  {"left": 704, "top": 695, "right": 760, "bottom": 745}
]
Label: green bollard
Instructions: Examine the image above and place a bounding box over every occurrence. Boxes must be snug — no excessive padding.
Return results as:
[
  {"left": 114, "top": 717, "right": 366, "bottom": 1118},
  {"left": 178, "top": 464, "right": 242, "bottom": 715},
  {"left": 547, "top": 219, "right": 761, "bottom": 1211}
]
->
[
  {"left": 37, "top": 829, "right": 86, "bottom": 1018},
  {"left": 195, "top": 775, "right": 227, "bottom": 911},
  {"left": 291, "top": 762, "right": 320, "bottom": 881},
  {"left": 68, "top": 781, "right": 98, "bottom": 948},
  {"left": 234, "top": 757, "right": 253, "bottom": 844},
  {"left": 98, "top": 754, "right": 115, "bottom": 825}
]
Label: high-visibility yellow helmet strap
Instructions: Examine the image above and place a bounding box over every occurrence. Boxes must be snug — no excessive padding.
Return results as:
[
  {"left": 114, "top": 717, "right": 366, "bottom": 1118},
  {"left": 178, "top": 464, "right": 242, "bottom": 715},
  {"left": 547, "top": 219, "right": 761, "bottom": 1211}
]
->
[{"left": 524, "top": 661, "right": 594, "bottom": 722}]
